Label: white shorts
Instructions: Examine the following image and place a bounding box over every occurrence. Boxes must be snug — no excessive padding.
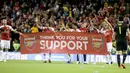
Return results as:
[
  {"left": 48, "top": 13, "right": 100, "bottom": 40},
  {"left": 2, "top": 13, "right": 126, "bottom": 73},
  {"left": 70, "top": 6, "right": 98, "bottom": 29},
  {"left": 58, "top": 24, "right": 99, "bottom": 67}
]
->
[
  {"left": 1, "top": 40, "right": 10, "bottom": 49},
  {"left": 107, "top": 42, "right": 112, "bottom": 52}
]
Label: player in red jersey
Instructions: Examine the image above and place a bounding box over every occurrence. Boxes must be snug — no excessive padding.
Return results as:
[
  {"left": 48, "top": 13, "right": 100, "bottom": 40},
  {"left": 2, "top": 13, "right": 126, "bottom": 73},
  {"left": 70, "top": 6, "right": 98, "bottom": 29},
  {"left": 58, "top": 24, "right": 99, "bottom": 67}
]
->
[
  {"left": 105, "top": 27, "right": 113, "bottom": 64},
  {"left": 71, "top": 24, "right": 81, "bottom": 64},
  {"left": 0, "top": 19, "right": 22, "bottom": 62},
  {"left": 100, "top": 17, "right": 114, "bottom": 64},
  {"left": 79, "top": 22, "right": 89, "bottom": 64},
  {"left": 36, "top": 17, "right": 54, "bottom": 63},
  {"left": 41, "top": 26, "right": 54, "bottom": 63}
]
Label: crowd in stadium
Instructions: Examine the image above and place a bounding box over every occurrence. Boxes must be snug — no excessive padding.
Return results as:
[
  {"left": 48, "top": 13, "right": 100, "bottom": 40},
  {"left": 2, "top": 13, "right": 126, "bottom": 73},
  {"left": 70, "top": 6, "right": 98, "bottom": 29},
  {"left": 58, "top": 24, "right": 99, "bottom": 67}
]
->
[{"left": 0, "top": 0, "right": 130, "bottom": 52}]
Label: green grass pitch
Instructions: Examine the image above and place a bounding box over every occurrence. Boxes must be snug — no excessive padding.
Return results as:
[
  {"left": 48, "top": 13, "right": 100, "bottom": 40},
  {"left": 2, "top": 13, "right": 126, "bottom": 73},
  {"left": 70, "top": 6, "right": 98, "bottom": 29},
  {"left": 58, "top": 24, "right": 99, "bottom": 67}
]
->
[{"left": 0, "top": 60, "right": 130, "bottom": 73}]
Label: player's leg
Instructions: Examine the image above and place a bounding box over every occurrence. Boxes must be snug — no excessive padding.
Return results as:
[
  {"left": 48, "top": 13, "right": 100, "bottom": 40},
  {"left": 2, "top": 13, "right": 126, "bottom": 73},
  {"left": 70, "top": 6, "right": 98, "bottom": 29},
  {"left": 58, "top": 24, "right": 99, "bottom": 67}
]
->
[
  {"left": 3, "top": 40, "right": 10, "bottom": 62},
  {"left": 0, "top": 40, "right": 3, "bottom": 61},
  {"left": 0, "top": 48, "right": 3, "bottom": 61},
  {"left": 0, "top": 40, "right": 5, "bottom": 62},
  {"left": 121, "top": 50, "right": 127, "bottom": 69},
  {"left": 84, "top": 54, "right": 89, "bottom": 64},
  {"left": 106, "top": 43, "right": 109, "bottom": 64},
  {"left": 108, "top": 52, "right": 113, "bottom": 64},
  {"left": 116, "top": 41, "right": 123, "bottom": 68},
  {"left": 76, "top": 54, "right": 80, "bottom": 64},
  {"left": 4, "top": 48, "right": 8, "bottom": 62},
  {"left": 116, "top": 51, "right": 122, "bottom": 68},
  {"left": 67, "top": 54, "right": 71, "bottom": 64},
  {"left": 43, "top": 53, "right": 47, "bottom": 63},
  {"left": 106, "top": 42, "right": 113, "bottom": 64},
  {"left": 48, "top": 52, "right": 51, "bottom": 63},
  {"left": 122, "top": 50, "right": 127, "bottom": 64},
  {"left": 120, "top": 40, "right": 128, "bottom": 69}
]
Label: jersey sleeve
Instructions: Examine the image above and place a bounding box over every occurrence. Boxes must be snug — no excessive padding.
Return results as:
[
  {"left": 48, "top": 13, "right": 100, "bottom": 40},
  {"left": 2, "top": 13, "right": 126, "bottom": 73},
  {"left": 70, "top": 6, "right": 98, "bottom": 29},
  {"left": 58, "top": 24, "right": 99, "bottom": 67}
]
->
[{"left": 0, "top": 25, "right": 4, "bottom": 29}]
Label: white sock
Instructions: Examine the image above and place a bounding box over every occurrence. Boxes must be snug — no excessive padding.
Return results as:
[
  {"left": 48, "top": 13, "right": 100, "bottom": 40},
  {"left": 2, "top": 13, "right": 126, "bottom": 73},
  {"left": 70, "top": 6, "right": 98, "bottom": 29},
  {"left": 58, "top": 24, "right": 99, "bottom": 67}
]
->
[
  {"left": 48, "top": 53, "right": 51, "bottom": 60},
  {"left": 0, "top": 50, "right": 3, "bottom": 61},
  {"left": 68, "top": 54, "right": 71, "bottom": 61},
  {"left": 106, "top": 55, "right": 109, "bottom": 63},
  {"left": 43, "top": 54, "right": 47, "bottom": 61},
  {"left": 4, "top": 52, "right": 8, "bottom": 62},
  {"left": 109, "top": 54, "right": 112, "bottom": 63},
  {"left": 106, "top": 54, "right": 112, "bottom": 64}
]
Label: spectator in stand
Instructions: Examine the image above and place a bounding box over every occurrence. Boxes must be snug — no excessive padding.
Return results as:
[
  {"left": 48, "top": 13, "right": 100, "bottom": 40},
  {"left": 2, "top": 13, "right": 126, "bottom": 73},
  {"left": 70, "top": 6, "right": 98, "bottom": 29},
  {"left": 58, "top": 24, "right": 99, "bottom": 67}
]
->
[
  {"left": 0, "top": 0, "right": 130, "bottom": 62},
  {"left": 31, "top": 23, "right": 39, "bottom": 33},
  {"left": 23, "top": 24, "right": 31, "bottom": 33},
  {"left": 125, "top": 3, "right": 130, "bottom": 15}
]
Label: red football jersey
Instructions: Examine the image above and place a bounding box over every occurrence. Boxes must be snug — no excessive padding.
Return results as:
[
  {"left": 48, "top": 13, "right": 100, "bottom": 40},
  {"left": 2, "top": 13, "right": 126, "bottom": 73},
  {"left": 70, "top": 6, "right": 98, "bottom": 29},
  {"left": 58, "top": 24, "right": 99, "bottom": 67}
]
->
[
  {"left": 105, "top": 30, "right": 113, "bottom": 42},
  {"left": 0, "top": 25, "right": 12, "bottom": 40}
]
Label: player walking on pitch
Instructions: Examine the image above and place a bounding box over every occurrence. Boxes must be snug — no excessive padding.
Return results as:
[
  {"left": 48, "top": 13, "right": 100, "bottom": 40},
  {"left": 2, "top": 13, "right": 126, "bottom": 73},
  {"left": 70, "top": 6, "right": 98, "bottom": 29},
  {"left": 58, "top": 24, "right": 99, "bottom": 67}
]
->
[
  {"left": 0, "top": 19, "right": 22, "bottom": 62},
  {"left": 114, "top": 16, "right": 130, "bottom": 69}
]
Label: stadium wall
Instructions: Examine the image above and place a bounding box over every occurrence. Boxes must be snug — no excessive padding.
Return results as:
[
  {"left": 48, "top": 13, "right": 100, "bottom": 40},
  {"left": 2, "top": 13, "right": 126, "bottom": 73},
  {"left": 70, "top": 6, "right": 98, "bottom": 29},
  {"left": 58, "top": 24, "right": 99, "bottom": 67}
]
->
[{"left": 6, "top": 52, "right": 130, "bottom": 63}]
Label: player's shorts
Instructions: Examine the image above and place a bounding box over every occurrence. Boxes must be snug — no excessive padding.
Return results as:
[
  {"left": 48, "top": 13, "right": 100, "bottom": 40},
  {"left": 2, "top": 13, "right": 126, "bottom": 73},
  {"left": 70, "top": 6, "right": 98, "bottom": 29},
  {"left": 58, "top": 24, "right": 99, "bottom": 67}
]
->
[
  {"left": 1, "top": 40, "right": 10, "bottom": 49},
  {"left": 107, "top": 42, "right": 112, "bottom": 52},
  {"left": 116, "top": 40, "right": 127, "bottom": 51}
]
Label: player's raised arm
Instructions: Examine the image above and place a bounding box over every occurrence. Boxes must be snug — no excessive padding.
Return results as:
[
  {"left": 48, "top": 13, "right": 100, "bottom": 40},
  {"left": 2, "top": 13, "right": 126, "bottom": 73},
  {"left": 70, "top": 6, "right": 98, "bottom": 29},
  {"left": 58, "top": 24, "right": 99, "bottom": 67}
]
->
[
  {"left": 8, "top": 25, "right": 22, "bottom": 35},
  {"left": 35, "top": 17, "right": 41, "bottom": 29},
  {"left": 104, "top": 17, "right": 113, "bottom": 30}
]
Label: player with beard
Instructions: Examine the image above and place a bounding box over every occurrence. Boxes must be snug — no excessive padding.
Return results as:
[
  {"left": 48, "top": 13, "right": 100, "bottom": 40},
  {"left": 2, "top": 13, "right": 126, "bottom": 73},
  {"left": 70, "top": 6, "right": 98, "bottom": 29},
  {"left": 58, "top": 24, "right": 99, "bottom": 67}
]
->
[{"left": 0, "top": 19, "right": 22, "bottom": 62}]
